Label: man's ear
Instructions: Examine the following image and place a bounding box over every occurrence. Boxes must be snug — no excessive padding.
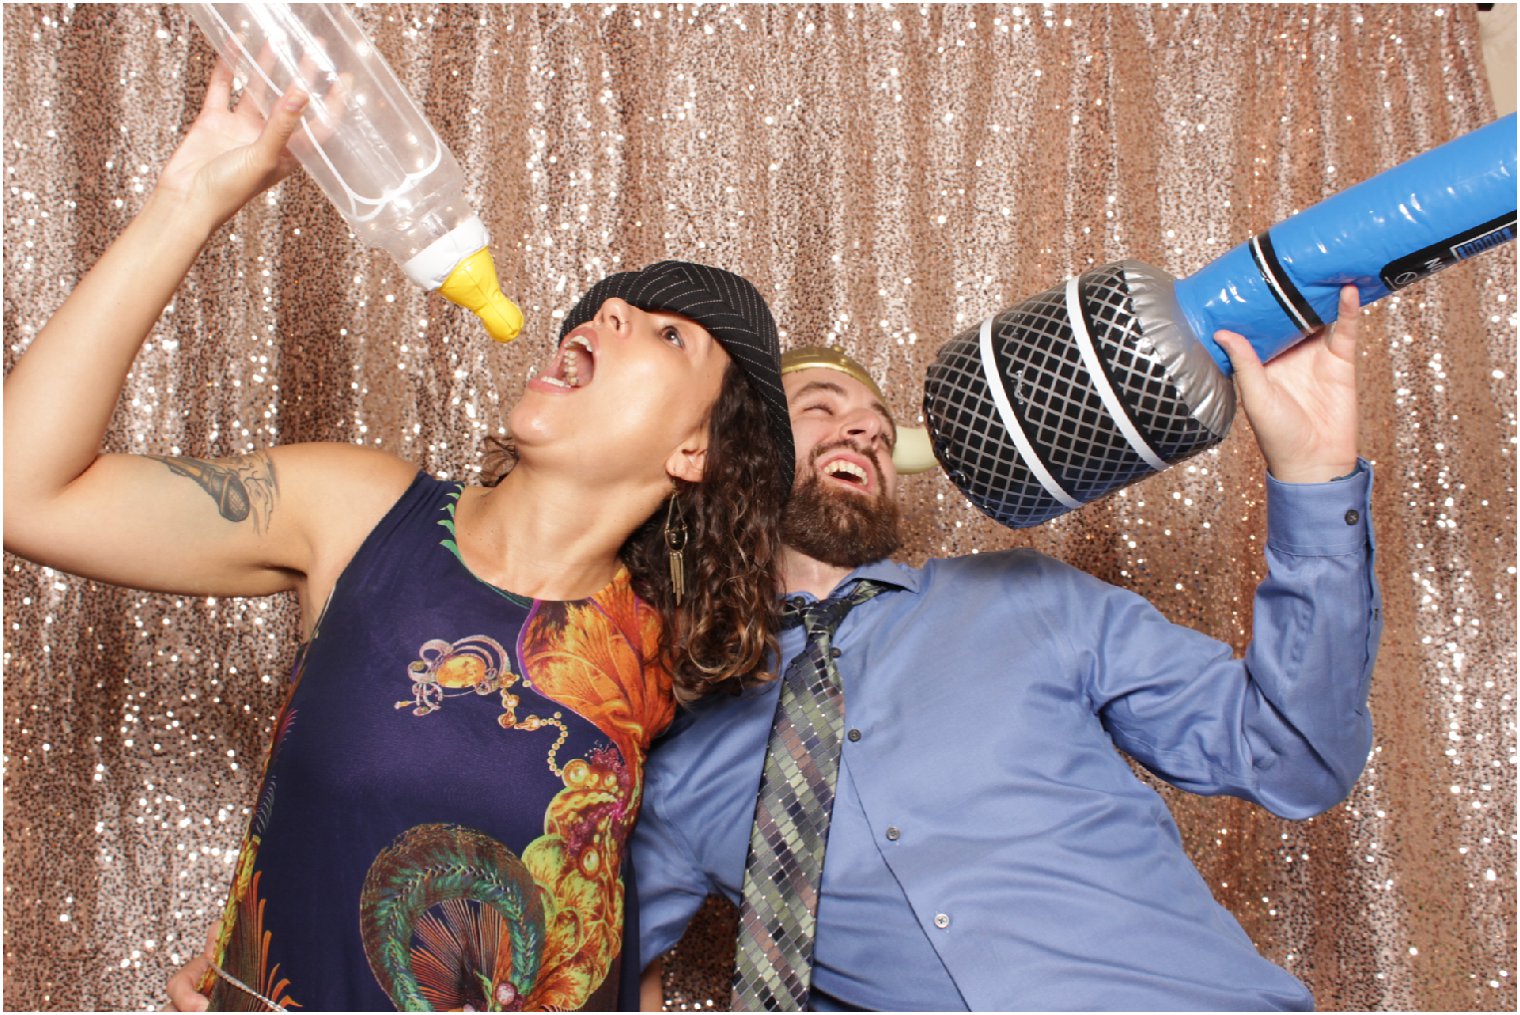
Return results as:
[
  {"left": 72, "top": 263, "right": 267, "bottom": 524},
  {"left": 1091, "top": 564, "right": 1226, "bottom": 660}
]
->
[{"left": 665, "top": 432, "right": 710, "bottom": 484}]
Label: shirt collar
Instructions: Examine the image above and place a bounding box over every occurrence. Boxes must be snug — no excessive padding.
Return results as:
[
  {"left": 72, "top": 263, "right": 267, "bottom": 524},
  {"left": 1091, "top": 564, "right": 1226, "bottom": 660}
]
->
[{"left": 781, "top": 558, "right": 920, "bottom": 604}]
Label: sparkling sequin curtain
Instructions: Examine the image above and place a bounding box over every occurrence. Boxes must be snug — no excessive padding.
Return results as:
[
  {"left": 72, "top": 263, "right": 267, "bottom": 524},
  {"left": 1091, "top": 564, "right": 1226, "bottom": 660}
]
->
[{"left": 2, "top": 4, "right": 1513, "bottom": 1010}]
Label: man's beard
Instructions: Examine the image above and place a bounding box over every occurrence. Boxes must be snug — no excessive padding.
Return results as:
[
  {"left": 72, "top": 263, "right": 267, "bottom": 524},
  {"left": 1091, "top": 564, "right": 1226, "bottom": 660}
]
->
[{"left": 781, "top": 452, "right": 903, "bottom": 568}]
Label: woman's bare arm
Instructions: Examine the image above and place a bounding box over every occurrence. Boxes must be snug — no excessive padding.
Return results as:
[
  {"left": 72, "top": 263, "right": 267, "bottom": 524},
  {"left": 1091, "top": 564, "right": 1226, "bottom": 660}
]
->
[{"left": 4, "top": 64, "right": 410, "bottom": 602}]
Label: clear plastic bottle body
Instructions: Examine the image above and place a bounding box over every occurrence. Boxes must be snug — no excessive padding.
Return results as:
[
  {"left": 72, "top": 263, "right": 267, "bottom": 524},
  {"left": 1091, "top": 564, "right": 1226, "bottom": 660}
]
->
[
  {"left": 186, "top": 3, "right": 521, "bottom": 343},
  {"left": 188, "top": 3, "right": 476, "bottom": 279}
]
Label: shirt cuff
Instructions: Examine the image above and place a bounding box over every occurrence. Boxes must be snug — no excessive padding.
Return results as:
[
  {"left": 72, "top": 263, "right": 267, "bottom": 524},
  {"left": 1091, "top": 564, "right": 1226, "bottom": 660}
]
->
[{"left": 1265, "top": 457, "right": 1374, "bottom": 556}]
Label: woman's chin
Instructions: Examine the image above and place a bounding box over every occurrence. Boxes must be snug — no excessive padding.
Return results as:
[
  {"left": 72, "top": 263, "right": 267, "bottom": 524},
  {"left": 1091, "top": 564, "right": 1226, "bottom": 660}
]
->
[
  {"left": 500, "top": 417, "right": 590, "bottom": 474},
  {"left": 505, "top": 400, "right": 559, "bottom": 447}
]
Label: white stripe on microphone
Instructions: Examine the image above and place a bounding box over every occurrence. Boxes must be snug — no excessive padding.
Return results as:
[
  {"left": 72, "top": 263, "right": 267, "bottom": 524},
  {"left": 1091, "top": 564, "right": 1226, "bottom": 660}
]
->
[
  {"left": 1249, "top": 234, "right": 1313, "bottom": 332},
  {"left": 977, "top": 315, "right": 1082, "bottom": 510},
  {"left": 1063, "top": 277, "right": 1168, "bottom": 473}
]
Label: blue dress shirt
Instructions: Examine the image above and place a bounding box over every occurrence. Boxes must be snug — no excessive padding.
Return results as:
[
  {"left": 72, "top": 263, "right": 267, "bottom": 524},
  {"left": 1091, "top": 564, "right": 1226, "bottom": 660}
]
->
[{"left": 634, "top": 465, "right": 1382, "bottom": 1011}]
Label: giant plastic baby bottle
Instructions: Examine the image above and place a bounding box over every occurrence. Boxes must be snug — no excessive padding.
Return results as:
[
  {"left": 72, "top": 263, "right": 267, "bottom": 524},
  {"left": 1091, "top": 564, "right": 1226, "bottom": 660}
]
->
[{"left": 187, "top": 2, "right": 523, "bottom": 342}]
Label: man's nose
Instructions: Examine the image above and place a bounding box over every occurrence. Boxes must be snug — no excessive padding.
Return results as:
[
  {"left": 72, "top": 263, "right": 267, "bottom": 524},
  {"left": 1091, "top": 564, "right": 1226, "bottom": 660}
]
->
[{"left": 841, "top": 409, "right": 884, "bottom": 446}]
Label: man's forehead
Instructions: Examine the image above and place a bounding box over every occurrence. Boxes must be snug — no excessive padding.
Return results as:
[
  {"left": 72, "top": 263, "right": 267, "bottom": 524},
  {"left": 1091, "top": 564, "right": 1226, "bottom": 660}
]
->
[{"left": 783, "top": 368, "right": 878, "bottom": 402}]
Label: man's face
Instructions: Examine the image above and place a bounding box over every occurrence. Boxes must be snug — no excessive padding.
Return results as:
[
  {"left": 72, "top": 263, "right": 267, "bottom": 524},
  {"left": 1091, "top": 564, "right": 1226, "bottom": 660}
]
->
[{"left": 780, "top": 367, "right": 903, "bottom": 567}]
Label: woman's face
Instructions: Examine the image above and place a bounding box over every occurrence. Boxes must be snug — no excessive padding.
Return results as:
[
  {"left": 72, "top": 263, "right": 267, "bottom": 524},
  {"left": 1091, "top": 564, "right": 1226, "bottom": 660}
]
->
[{"left": 510, "top": 297, "right": 731, "bottom": 486}]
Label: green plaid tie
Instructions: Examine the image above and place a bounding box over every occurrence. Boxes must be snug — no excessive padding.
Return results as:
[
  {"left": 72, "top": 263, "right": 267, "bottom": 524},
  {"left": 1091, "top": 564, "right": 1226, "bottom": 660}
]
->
[{"left": 731, "top": 579, "right": 890, "bottom": 1012}]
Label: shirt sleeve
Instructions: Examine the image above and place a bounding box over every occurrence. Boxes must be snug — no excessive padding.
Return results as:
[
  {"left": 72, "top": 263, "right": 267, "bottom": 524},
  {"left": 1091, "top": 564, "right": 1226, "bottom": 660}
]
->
[
  {"left": 1072, "top": 460, "right": 1381, "bottom": 818},
  {"left": 631, "top": 740, "right": 716, "bottom": 971}
]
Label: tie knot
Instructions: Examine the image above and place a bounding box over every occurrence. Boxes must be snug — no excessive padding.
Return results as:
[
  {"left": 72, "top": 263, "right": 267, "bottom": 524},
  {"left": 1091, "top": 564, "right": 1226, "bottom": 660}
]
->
[{"left": 780, "top": 579, "right": 888, "bottom": 638}]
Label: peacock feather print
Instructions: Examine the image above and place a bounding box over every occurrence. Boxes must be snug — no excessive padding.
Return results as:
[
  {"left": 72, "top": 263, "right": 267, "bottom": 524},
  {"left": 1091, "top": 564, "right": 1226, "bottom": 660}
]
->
[{"left": 360, "top": 824, "right": 547, "bottom": 1011}]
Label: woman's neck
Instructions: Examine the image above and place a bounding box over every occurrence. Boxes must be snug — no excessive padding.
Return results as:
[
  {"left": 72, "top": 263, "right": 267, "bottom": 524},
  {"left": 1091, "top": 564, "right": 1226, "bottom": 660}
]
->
[{"left": 453, "top": 463, "right": 663, "bottom": 601}]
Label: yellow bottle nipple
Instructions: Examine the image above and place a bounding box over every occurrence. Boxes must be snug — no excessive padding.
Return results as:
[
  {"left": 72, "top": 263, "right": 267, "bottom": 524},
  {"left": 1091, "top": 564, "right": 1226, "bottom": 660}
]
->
[{"left": 439, "top": 247, "right": 524, "bottom": 343}]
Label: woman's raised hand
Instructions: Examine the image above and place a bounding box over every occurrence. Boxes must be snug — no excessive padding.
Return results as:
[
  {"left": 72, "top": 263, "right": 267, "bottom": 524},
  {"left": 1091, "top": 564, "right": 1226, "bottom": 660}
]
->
[{"left": 155, "top": 59, "right": 309, "bottom": 232}]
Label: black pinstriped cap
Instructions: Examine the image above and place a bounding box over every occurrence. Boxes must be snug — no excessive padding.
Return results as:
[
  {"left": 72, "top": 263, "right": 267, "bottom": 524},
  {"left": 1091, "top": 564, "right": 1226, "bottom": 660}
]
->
[{"left": 560, "top": 260, "right": 794, "bottom": 487}]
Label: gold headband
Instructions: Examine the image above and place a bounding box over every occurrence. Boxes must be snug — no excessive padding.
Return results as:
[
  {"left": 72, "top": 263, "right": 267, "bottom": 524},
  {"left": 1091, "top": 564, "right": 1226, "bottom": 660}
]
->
[
  {"left": 781, "top": 346, "right": 887, "bottom": 401},
  {"left": 780, "top": 345, "right": 936, "bottom": 475}
]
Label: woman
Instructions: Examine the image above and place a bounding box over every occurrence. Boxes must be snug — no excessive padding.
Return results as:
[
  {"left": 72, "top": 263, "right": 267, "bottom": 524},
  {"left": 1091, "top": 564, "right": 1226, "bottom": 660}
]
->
[{"left": 3, "top": 65, "right": 790, "bottom": 1011}]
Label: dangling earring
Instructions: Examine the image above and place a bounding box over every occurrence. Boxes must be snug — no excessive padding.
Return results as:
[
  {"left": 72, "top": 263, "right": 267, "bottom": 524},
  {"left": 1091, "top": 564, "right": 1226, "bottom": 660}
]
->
[{"left": 664, "top": 494, "right": 689, "bottom": 606}]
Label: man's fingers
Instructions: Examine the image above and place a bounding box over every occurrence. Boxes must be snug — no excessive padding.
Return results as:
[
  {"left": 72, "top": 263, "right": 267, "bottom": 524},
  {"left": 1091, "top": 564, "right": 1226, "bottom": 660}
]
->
[
  {"left": 1215, "top": 329, "right": 1272, "bottom": 411},
  {"left": 166, "top": 952, "right": 212, "bottom": 1012},
  {"left": 165, "top": 920, "right": 220, "bottom": 1011},
  {"left": 1322, "top": 285, "right": 1362, "bottom": 364}
]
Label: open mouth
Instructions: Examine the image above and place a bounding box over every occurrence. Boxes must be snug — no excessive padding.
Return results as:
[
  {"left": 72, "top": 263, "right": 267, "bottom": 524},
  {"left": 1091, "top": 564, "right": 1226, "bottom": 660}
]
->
[
  {"left": 819, "top": 454, "right": 873, "bottom": 492},
  {"left": 540, "top": 334, "right": 596, "bottom": 390}
]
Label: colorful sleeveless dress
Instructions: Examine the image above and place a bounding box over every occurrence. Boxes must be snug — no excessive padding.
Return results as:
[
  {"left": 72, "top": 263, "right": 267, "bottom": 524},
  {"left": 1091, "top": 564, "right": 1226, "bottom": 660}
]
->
[{"left": 202, "top": 473, "right": 675, "bottom": 1011}]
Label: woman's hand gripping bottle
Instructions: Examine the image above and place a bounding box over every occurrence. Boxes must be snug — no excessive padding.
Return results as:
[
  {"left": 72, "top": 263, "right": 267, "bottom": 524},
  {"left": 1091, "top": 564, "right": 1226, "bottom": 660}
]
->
[{"left": 188, "top": 2, "right": 523, "bottom": 342}]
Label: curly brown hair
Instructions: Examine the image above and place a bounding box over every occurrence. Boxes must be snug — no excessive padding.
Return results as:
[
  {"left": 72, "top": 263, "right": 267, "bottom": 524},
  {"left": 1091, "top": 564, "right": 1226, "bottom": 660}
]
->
[{"left": 485, "top": 362, "right": 787, "bottom": 701}]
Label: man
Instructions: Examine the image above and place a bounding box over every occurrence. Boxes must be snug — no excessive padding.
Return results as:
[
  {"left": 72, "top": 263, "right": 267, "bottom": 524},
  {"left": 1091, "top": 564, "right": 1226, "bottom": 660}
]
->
[{"left": 633, "top": 286, "right": 1380, "bottom": 1011}]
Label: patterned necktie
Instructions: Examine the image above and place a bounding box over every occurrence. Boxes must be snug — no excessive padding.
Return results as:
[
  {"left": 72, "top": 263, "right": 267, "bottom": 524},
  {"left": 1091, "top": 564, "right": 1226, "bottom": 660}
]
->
[{"left": 731, "top": 579, "right": 890, "bottom": 1012}]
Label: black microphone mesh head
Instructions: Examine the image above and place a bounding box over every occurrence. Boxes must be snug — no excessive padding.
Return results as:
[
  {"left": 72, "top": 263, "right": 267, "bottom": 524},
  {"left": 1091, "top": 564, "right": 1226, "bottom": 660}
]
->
[{"left": 924, "top": 263, "right": 1232, "bottom": 529}]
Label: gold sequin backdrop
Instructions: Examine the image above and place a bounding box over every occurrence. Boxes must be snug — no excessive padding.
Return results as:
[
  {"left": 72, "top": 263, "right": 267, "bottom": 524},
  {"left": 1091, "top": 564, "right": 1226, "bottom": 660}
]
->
[{"left": 1, "top": 3, "right": 1513, "bottom": 1010}]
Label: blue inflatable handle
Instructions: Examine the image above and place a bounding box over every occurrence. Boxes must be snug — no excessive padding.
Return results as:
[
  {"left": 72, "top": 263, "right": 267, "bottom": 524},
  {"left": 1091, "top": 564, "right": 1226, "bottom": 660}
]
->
[{"left": 1177, "top": 114, "right": 1518, "bottom": 373}]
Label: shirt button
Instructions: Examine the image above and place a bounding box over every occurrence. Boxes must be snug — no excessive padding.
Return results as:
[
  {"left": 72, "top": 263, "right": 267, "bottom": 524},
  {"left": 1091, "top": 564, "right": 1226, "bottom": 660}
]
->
[
  {"left": 847, "top": 728, "right": 862, "bottom": 742},
  {"left": 933, "top": 913, "right": 951, "bottom": 929},
  {"left": 1344, "top": 509, "right": 1360, "bottom": 525},
  {"left": 885, "top": 826, "right": 901, "bottom": 841},
  {"left": 790, "top": 596, "right": 807, "bottom": 608},
  {"left": 830, "top": 647, "right": 843, "bottom": 658}
]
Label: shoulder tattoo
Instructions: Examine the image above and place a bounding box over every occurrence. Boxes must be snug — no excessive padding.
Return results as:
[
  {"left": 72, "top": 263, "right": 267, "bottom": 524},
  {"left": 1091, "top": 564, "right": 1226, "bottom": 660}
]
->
[{"left": 148, "top": 452, "right": 279, "bottom": 534}]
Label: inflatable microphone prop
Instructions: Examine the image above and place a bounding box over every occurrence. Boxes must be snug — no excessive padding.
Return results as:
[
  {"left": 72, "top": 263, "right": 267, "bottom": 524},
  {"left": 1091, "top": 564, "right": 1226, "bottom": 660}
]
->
[{"left": 924, "top": 114, "right": 1517, "bottom": 529}]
